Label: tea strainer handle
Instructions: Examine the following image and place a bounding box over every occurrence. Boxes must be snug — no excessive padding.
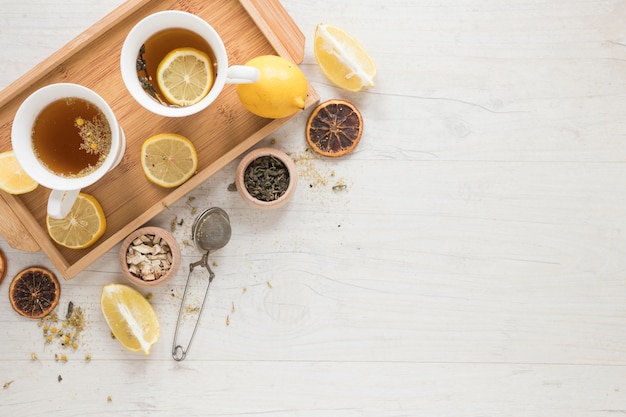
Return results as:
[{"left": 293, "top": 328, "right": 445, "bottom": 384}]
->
[{"left": 172, "top": 251, "right": 215, "bottom": 361}]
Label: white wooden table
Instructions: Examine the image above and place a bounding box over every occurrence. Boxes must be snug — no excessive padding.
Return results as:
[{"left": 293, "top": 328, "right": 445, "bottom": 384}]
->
[{"left": 2, "top": 1, "right": 626, "bottom": 415}]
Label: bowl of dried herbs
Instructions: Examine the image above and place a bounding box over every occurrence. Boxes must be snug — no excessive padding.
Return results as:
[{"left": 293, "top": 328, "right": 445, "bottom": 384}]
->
[
  {"left": 235, "top": 147, "right": 298, "bottom": 209},
  {"left": 119, "top": 226, "right": 181, "bottom": 287}
]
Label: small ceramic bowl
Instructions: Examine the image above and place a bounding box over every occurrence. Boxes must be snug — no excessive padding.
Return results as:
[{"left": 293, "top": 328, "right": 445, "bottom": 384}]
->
[
  {"left": 235, "top": 147, "right": 298, "bottom": 210},
  {"left": 119, "top": 226, "right": 181, "bottom": 287}
]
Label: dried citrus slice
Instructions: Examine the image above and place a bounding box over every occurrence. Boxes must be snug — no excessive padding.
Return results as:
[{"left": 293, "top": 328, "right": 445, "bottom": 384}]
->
[
  {"left": 0, "top": 150, "right": 38, "bottom": 194},
  {"left": 313, "top": 23, "right": 376, "bottom": 92},
  {"left": 306, "top": 99, "right": 363, "bottom": 157},
  {"left": 9, "top": 266, "right": 60, "bottom": 319},
  {"left": 140, "top": 133, "right": 198, "bottom": 188},
  {"left": 156, "top": 47, "right": 213, "bottom": 106},
  {"left": 0, "top": 249, "right": 6, "bottom": 285},
  {"left": 46, "top": 193, "right": 106, "bottom": 249},
  {"left": 100, "top": 284, "right": 160, "bottom": 354}
]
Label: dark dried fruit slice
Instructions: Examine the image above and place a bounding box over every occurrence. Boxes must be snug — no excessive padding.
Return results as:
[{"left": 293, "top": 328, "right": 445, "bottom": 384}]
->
[
  {"left": 9, "top": 267, "right": 60, "bottom": 319},
  {"left": 305, "top": 99, "right": 363, "bottom": 157},
  {"left": 0, "top": 249, "right": 6, "bottom": 285}
]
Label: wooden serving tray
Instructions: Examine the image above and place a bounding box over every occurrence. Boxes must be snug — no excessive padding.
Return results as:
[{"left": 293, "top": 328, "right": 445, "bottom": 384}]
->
[{"left": 0, "top": 0, "right": 319, "bottom": 279}]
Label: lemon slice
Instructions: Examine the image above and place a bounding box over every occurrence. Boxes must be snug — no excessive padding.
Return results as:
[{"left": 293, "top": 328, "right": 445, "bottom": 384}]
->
[
  {"left": 156, "top": 47, "right": 213, "bottom": 106},
  {"left": 100, "top": 284, "right": 160, "bottom": 354},
  {"left": 140, "top": 133, "right": 198, "bottom": 188},
  {"left": 46, "top": 193, "right": 106, "bottom": 249},
  {"left": 313, "top": 23, "right": 376, "bottom": 92},
  {"left": 0, "top": 150, "right": 38, "bottom": 194}
]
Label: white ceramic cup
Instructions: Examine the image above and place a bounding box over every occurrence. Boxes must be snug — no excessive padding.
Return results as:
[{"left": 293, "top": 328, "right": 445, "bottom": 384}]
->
[
  {"left": 11, "top": 83, "right": 126, "bottom": 219},
  {"left": 120, "top": 10, "right": 259, "bottom": 117}
]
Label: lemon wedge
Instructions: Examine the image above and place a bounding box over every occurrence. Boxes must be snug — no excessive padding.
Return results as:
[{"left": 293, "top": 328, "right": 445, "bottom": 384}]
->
[
  {"left": 313, "top": 23, "right": 376, "bottom": 92},
  {"left": 101, "top": 284, "right": 160, "bottom": 354}
]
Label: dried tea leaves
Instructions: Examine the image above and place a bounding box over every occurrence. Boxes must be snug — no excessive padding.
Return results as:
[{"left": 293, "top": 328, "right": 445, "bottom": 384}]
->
[{"left": 243, "top": 155, "right": 290, "bottom": 202}]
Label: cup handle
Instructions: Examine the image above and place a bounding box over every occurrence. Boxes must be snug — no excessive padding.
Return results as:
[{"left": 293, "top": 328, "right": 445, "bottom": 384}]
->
[
  {"left": 225, "top": 65, "right": 260, "bottom": 84},
  {"left": 48, "top": 189, "right": 80, "bottom": 219}
]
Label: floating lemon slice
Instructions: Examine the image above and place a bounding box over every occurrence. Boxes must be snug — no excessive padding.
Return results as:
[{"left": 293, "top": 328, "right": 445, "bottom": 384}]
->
[
  {"left": 156, "top": 47, "right": 213, "bottom": 106},
  {"left": 100, "top": 284, "right": 160, "bottom": 354},
  {"left": 0, "top": 150, "right": 38, "bottom": 194},
  {"left": 140, "top": 133, "right": 198, "bottom": 188},
  {"left": 46, "top": 193, "right": 106, "bottom": 249},
  {"left": 313, "top": 23, "right": 376, "bottom": 92}
]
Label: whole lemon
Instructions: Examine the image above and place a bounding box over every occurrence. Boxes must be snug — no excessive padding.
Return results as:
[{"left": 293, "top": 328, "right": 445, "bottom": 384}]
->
[{"left": 237, "top": 55, "right": 308, "bottom": 119}]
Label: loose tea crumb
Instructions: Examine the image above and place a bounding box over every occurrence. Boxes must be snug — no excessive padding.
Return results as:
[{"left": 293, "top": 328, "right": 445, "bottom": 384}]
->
[
  {"left": 3, "top": 380, "right": 14, "bottom": 389},
  {"left": 332, "top": 182, "right": 347, "bottom": 192}
]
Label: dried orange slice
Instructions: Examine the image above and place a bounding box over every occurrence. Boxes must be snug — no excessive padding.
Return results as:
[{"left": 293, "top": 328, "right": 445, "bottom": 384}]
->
[
  {"left": 0, "top": 249, "right": 6, "bottom": 285},
  {"left": 305, "top": 99, "right": 363, "bottom": 157},
  {"left": 9, "top": 266, "right": 60, "bottom": 319}
]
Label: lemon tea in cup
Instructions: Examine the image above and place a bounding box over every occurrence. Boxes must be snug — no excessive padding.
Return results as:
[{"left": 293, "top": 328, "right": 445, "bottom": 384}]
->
[
  {"left": 120, "top": 10, "right": 259, "bottom": 117},
  {"left": 12, "top": 83, "right": 125, "bottom": 219},
  {"left": 32, "top": 97, "right": 112, "bottom": 178},
  {"left": 137, "top": 28, "right": 218, "bottom": 106}
]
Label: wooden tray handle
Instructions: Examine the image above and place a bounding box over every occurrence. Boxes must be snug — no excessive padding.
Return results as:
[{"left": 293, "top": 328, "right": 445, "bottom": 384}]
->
[{"left": 0, "top": 193, "right": 40, "bottom": 252}]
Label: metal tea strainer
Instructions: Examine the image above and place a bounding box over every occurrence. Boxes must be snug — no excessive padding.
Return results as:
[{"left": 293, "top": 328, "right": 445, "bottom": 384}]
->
[{"left": 172, "top": 207, "right": 232, "bottom": 361}]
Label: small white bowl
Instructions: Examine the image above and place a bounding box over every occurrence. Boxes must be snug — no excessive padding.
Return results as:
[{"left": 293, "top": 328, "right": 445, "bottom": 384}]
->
[{"left": 235, "top": 147, "right": 298, "bottom": 210}]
